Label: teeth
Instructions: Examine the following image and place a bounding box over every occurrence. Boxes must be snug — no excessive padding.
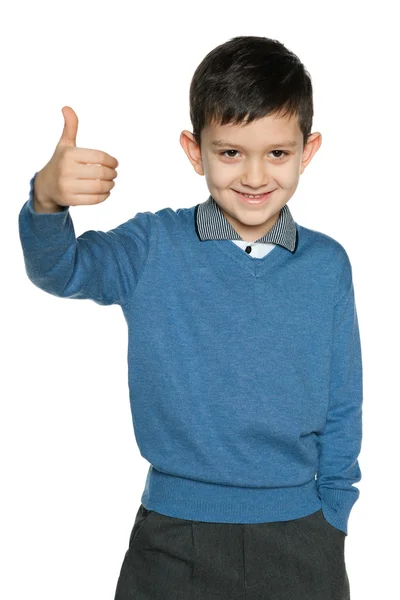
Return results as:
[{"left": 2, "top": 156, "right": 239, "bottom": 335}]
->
[{"left": 243, "top": 193, "right": 264, "bottom": 198}]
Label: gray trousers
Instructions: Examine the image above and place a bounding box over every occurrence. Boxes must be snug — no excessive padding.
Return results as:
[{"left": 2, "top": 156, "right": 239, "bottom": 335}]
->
[{"left": 114, "top": 503, "right": 350, "bottom": 600}]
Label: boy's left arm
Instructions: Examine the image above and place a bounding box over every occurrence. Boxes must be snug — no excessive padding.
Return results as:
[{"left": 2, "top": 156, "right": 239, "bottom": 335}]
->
[{"left": 316, "top": 254, "right": 363, "bottom": 536}]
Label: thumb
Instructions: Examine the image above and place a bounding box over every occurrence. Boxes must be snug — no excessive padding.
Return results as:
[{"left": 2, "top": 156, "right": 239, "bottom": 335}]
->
[{"left": 58, "top": 106, "right": 78, "bottom": 147}]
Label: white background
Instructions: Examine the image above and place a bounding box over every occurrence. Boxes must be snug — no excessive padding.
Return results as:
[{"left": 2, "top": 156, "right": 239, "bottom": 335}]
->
[{"left": 2, "top": 1, "right": 399, "bottom": 598}]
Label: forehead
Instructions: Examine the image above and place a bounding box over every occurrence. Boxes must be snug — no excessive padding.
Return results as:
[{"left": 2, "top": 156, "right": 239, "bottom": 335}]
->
[{"left": 203, "top": 113, "right": 302, "bottom": 147}]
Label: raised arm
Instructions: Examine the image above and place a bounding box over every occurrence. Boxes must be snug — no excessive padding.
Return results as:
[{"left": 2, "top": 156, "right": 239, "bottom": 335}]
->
[{"left": 18, "top": 107, "right": 152, "bottom": 307}]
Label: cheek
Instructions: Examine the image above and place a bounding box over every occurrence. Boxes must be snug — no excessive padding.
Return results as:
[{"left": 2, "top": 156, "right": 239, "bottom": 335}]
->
[
  {"left": 207, "top": 164, "right": 234, "bottom": 186},
  {"left": 277, "top": 166, "right": 299, "bottom": 187}
]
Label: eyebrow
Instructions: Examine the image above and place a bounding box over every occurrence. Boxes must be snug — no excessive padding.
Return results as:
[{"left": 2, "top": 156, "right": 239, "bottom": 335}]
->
[{"left": 211, "top": 139, "right": 299, "bottom": 149}]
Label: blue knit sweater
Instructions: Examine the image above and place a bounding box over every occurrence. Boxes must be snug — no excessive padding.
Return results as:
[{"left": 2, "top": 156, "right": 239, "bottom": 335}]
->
[{"left": 18, "top": 173, "right": 363, "bottom": 535}]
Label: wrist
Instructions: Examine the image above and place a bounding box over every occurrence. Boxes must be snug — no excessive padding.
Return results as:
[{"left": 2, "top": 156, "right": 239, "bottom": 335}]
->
[{"left": 33, "top": 172, "right": 63, "bottom": 213}]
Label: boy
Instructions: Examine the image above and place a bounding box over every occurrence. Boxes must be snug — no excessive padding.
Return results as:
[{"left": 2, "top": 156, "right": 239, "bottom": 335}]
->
[{"left": 18, "top": 36, "right": 362, "bottom": 599}]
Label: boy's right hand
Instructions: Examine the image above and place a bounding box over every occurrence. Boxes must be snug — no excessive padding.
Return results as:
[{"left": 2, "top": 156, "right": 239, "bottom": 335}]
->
[{"left": 33, "top": 106, "right": 119, "bottom": 211}]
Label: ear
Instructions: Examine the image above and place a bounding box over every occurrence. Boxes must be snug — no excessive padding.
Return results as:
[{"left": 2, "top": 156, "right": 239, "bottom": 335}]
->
[
  {"left": 300, "top": 132, "right": 322, "bottom": 174},
  {"left": 179, "top": 130, "right": 205, "bottom": 176}
]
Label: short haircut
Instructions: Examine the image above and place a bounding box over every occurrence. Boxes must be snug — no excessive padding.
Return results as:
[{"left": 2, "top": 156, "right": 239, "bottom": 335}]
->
[{"left": 189, "top": 36, "right": 314, "bottom": 151}]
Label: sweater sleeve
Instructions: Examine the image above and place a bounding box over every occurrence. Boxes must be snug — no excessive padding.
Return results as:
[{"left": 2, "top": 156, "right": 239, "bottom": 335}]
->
[
  {"left": 316, "top": 251, "right": 363, "bottom": 536},
  {"left": 18, "top": 172, "right": 152, "bottom": 307}
]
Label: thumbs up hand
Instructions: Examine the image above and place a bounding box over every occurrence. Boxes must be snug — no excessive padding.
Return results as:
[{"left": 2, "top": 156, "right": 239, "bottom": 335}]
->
[{"left": 33, "top": 106, "right": 119, "bottom": 211}]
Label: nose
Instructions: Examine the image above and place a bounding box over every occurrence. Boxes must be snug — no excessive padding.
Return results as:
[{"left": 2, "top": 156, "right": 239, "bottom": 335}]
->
[{"left": 240, "top": 159, "right": 270, "bottom": 189}]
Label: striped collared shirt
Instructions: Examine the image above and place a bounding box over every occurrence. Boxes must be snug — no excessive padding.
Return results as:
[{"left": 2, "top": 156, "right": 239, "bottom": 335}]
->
[{"left": 194, "top": 195, "right": 298, "bottom": 254}]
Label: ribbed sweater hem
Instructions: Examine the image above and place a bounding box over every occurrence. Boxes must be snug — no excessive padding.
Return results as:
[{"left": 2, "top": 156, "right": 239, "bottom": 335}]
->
[{"left": 140, "top": 467, "right": 347, "bottom": 531}]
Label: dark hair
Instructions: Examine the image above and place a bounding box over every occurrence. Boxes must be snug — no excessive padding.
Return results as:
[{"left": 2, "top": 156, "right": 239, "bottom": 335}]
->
[{"left": 189, "top": 36, "right": 313, "bottom": 151}]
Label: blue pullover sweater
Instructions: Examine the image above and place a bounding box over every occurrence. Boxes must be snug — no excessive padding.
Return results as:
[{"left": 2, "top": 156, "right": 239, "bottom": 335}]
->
[{"left": 18, "top": 173, "right": 363, "bottom": 535}]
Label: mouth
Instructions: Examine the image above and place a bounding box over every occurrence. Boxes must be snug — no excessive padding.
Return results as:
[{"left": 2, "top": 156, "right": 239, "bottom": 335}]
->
[{"left": 233, "top": 189, "right": 276, "bottom": 205}]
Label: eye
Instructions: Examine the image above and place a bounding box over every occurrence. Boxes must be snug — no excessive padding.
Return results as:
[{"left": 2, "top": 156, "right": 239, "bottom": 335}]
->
[
  {"left": 219, "top": 150, "right": 289, "bottom": 160},
  {"left": 220, "top": 150, "right": 241, "bottom": 158},
  {"left": 270, "top": 150, "right": 289, "bottom": 159}
]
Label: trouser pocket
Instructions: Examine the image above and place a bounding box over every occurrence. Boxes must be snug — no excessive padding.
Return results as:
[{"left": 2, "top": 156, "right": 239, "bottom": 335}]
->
[
  {"left": 128, "top": 503, "right": 153, "bottom": 547},
  {"left": 315, "top": 509, "right": 346, "bottom": 538}
]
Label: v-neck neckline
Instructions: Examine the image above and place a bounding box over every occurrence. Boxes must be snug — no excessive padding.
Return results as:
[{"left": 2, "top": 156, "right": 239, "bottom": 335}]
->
[{"left": 209, "top": 227, "right": 298, "bottom": 277}]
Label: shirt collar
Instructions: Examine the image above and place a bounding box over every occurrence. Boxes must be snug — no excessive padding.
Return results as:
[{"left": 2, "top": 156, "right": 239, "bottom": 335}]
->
[{"left": 195, "top": 195, "right": 298, "bottom": 253}]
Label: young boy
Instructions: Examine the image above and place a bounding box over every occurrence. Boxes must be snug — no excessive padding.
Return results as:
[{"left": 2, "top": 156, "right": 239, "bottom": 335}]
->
[{"left": 18, "top": 36, "right": 362, "bottom": 599}]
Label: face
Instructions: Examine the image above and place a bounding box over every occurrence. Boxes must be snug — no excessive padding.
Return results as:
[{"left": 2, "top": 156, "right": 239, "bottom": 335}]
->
[{"left": 180, "top": 113, "right": 322, "bottom": 242}]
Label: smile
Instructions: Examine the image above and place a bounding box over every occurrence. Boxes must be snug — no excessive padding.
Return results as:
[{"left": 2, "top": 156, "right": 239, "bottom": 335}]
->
[{"left": 233, "top": 190, "right": 275, "bottom": 205}]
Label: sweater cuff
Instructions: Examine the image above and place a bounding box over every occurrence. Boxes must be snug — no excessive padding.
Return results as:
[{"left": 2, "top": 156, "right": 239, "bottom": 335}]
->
[
  {"left": 19, "top": 172, "right": 74, "bottom": 247},
  {"left": 318, "top": 486, "right": 360, "bottom": 535}
]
